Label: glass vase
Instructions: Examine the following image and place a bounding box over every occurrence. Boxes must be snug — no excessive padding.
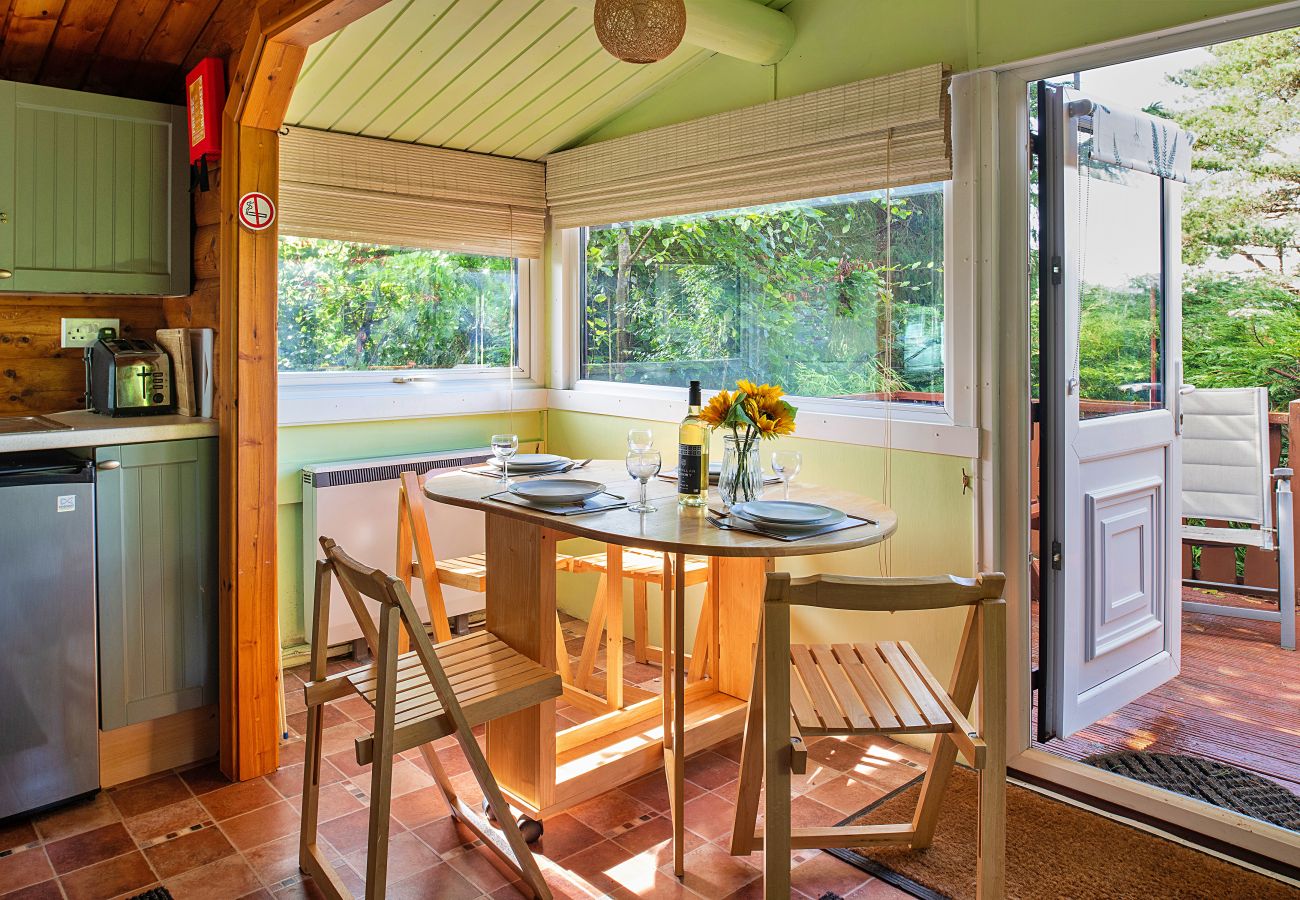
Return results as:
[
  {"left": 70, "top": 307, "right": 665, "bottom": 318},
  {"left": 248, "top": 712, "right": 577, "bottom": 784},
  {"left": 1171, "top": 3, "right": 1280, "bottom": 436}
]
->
[{"left": 718, "top": 432, "right": 764, "bottom": 509}]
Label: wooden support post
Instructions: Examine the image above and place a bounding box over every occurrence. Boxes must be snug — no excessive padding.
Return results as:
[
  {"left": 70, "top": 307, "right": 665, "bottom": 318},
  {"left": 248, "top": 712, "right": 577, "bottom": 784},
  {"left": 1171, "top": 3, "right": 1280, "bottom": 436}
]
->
[{"left": 605, "top": 545, "right": 624, "bottom": 710}]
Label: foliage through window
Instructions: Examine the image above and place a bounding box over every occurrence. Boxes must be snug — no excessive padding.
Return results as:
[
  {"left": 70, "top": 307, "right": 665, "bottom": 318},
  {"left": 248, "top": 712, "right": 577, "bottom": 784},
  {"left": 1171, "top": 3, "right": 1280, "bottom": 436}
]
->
[
  {"left": 278, "top": 237, "right": 518, "bottom": 374},
  {"left": 580, "top": 186, "right": 946, "bottom": 402}
]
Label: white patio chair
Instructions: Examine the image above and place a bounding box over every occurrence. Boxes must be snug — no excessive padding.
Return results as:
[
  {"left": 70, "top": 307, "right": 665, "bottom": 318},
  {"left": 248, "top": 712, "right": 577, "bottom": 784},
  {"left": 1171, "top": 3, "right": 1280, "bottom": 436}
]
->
[{"left": 1181, "top": 387, "right": 1295, "bottom": 650}]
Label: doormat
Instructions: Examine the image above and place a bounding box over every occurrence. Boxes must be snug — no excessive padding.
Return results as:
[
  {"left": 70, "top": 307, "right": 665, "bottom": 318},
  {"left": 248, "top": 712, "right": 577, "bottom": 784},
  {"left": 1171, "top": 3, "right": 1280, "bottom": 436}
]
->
[
  {"left": 128, "top": 890, "right": 174, "bottom": 900},
  {"left": 827, "top": 768, "right": 1298, "bottom": 899}
]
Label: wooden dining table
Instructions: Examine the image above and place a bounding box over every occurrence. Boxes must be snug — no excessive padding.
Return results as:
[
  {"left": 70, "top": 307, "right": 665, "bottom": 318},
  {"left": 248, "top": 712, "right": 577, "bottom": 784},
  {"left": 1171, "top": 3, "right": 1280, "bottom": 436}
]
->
[{"left": 423, "top": 459, "right": 896, "bottom": 876}]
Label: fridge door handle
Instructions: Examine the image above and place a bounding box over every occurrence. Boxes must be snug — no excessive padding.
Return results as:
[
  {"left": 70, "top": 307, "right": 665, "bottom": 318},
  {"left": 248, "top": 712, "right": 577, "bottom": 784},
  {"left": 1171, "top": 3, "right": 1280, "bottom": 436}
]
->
[{"left": 96, "top": 460, "right": 121, "bottom": 471}]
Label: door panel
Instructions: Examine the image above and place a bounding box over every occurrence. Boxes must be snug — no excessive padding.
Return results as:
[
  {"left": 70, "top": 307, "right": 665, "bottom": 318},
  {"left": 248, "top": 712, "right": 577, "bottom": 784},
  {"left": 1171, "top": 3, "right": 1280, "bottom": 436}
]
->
[{"left": 1040, "top": 84, "right": 1185, "bottom": 738}]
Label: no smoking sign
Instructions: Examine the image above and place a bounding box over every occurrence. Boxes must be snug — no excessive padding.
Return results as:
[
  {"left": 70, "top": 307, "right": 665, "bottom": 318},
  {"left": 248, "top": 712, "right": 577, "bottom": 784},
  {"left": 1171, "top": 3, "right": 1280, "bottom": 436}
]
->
[{"left": 238, "top": 191, "right": 276, "bottom": 232}]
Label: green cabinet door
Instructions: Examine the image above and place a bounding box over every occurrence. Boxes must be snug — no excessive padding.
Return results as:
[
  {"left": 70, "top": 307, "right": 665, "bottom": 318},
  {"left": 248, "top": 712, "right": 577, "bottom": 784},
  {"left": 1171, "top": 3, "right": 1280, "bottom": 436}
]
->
[
  {"left": 96, "top": 438, "right": 217, "bottom": 730},
  {"left": 0, "top": 81, "right": 190, "bottom": 296}
]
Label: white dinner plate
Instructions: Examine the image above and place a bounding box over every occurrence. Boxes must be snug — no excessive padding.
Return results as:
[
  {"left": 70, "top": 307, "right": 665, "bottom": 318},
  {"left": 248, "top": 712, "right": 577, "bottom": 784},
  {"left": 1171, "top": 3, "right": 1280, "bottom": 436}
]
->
[
  {"left": 489, "top": 453, "right": 569, "bottom": 470},
  {"left": 731, "top": 504, "right": 846, "bottom": 531},
  {"left": 509, "top": 479, "right": 604, "bottom": 505},
  {"left": 732, "top": 500, "right": 839, "bottom": 525}
]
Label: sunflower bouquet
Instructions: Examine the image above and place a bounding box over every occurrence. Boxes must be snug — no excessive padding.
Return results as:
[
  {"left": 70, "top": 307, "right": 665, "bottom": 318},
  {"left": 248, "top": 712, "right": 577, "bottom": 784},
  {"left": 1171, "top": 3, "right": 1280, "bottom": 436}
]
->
[{"left": 699, "top": 379, "right": 797, "bottom": 505}]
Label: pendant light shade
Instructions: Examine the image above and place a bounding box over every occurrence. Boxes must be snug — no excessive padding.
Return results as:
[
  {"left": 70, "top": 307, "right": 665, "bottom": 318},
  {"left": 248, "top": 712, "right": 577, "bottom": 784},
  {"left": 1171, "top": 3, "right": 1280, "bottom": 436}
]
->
[{"left": 593, "top": 0, "right": 687, "bottom": 64}]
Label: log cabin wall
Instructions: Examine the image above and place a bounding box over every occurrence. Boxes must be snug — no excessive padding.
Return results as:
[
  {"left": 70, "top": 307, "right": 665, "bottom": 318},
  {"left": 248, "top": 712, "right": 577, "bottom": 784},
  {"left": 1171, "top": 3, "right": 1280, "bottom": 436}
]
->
[{"left": 0, "top": 0, "right": 251, "bottom": 416}]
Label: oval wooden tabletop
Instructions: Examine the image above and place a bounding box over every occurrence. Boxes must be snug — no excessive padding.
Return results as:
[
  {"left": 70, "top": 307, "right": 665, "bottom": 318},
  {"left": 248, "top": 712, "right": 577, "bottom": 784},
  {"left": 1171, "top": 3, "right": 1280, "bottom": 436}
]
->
[{"left": 422, "top": 459, "right": 896, "bottom": 558}]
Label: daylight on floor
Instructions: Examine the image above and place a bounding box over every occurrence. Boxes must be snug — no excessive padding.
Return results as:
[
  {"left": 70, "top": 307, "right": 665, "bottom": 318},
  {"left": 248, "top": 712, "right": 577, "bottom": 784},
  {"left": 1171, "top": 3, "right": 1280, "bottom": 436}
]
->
[{"left": 0, "top": 3, "right": 1297, "bottom": 899}]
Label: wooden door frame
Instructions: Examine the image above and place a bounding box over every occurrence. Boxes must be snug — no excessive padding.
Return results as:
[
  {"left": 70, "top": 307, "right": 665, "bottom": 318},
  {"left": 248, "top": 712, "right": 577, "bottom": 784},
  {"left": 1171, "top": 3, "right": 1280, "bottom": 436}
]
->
[
  {"left": 979, "top": 0, "right": 1300, "bottom": 870},
  {"left": 218, "top": 0, "right": 391, "bottom": 781}
]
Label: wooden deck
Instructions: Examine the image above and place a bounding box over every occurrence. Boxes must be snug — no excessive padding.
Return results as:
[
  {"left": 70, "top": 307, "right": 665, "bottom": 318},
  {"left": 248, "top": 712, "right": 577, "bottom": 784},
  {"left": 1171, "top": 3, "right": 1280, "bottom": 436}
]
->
[{"left": 1036, "top": 588, "right": 1300, "bottom": 799}]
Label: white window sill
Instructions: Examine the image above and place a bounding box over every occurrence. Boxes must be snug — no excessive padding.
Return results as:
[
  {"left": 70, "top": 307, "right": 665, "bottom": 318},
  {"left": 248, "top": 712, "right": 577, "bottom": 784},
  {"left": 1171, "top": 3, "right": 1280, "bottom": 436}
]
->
[
  {"left": 278, "top": 379, "right": 548, "bottom": 426},
  {"left": 548, "top": 386, "right": 980, "bottom": 458}
]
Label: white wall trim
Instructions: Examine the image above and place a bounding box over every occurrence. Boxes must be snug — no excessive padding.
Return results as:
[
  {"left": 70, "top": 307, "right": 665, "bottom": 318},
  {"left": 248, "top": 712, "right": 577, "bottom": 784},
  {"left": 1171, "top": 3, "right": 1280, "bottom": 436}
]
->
[{"left": 279, "top": 384, "right": 548, "bottom": 426}]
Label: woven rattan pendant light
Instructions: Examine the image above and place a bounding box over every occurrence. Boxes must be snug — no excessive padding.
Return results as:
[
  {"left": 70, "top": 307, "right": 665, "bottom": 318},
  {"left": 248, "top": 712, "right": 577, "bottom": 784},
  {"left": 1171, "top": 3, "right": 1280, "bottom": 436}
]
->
[{"left": 593, "top": 0, "right": 687, "bottom": 64}]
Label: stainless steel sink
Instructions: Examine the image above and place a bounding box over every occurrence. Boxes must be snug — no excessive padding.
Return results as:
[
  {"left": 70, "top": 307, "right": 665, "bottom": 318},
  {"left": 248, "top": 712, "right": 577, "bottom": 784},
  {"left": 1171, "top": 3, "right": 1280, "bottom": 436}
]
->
[{"left": 0, "top": 415, "right": 74, "bottom": 435}]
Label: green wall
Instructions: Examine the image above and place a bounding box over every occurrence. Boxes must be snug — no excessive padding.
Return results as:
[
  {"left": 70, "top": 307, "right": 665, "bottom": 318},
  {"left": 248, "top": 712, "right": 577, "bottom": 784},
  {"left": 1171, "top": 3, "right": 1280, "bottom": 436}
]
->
[
  {"left": 277, "top": 411, "right": 545, "bottom": 647},
  {"left": 583, "top": 0, "right": 1281, "bottom": 144}
]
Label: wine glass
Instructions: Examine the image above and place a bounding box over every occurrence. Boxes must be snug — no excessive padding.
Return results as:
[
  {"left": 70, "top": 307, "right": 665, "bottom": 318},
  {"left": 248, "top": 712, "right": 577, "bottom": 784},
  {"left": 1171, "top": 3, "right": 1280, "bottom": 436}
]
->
[
  {"left": 490, "top": 433, "right": 519, "bottom": 484},
  {"left": 627, "top": 428, "right": 654, "bottom": 451},
  {"left": 626, "top": 449, "right": 662, "bottom": 513},
  {"left": 771, "top": 450, "right": 802, "bottom": 501}
]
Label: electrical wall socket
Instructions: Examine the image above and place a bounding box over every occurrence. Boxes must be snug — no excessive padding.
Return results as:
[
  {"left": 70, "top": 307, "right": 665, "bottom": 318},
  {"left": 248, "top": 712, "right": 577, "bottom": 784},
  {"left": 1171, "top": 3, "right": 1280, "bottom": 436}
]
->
[{"left": 61, "top": 317, "right": 121, "bottom": 348}]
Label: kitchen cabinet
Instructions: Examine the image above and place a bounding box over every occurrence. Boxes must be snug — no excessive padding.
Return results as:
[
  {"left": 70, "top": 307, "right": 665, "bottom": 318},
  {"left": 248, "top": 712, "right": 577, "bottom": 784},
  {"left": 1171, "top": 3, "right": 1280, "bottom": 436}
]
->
[
  {"left": 95, "top": 438, "right": 216, "bottom": 730},
  {"left": 0, "top": 80, "right": 190, "bottom": 296}
]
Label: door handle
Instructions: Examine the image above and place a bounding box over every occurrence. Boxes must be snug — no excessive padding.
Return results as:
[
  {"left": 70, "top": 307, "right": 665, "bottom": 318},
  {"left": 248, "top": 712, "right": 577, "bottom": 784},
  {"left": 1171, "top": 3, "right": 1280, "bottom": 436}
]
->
[
  {"left": 1179, "top": 384, "right": 1196, "bottom": 395},
  {"left": 0, "top": 268, "right": 12, "bottom": 279},
  {"left": 96, "top": 460, "right": 121, "bottom": 471}
]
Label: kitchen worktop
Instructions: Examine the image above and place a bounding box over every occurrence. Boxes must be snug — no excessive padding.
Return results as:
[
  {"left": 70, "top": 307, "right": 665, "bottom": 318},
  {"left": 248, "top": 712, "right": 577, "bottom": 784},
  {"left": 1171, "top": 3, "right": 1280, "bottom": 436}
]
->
[{"left": 0, "top": 410, "right": 218, "bottom": 453}]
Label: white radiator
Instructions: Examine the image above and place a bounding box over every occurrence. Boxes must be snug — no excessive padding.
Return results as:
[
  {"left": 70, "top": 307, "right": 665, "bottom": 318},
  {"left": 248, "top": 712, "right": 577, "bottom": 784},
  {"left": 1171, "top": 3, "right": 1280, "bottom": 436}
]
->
[{"left": 301, "top": 448, "right": 492, "bottom": 646}]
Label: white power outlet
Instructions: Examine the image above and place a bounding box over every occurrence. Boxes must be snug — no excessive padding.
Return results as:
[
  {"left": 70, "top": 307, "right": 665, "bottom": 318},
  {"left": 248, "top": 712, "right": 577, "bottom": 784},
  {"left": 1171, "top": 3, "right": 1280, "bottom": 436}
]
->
[{"left": 61, "top": 317, "right": 121, "bottom": 348}]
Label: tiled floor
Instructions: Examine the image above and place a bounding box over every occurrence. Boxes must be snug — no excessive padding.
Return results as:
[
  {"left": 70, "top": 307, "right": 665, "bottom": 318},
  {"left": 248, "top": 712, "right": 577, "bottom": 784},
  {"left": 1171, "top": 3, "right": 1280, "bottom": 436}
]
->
[{"left": 0, "top": 620, "right": 925, "bottom": 900}]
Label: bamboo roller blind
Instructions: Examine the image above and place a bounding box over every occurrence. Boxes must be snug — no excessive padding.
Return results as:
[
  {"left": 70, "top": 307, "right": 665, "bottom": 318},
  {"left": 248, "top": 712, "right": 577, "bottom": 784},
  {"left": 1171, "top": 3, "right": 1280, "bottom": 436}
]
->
[
  {"left": 545, "top": 64, "right": 951, "bottom": 228},
  {"left": 279, "top": 128, "right": 546, "bottom": 259}
]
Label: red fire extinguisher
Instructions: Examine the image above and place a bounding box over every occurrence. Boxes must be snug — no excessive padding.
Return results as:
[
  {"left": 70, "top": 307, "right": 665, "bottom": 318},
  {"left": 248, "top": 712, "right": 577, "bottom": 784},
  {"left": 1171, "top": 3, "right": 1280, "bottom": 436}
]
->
[{"left": 185, "top": 57, "right": 225, "bottom": 192}]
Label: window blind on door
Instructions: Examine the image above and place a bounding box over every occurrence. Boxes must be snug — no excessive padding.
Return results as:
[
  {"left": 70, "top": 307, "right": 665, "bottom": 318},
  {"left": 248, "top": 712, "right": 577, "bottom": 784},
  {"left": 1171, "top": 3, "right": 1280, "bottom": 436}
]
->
[
  {"left": 279, "top": 128, "right": 546, "bottom": 259},
  {"left": 545, "top": 64, "right": 951, "bottom": 229}
]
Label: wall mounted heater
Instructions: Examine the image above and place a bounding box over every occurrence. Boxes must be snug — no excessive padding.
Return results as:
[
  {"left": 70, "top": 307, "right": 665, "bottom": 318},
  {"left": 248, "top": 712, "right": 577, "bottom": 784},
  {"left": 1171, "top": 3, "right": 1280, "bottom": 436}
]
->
[{"left": 301, "top": 448, "right": 492, "bottom": 646}]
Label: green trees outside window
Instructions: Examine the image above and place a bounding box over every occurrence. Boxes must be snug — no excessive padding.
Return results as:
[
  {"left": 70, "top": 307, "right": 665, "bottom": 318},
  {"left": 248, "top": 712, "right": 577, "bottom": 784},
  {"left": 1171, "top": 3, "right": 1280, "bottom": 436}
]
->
[
  {"left": 277, "top": 237, "right": 517, "bottom": 373},
  {"left": 580, "top": 186, "right": 946, "bottom": 402}
]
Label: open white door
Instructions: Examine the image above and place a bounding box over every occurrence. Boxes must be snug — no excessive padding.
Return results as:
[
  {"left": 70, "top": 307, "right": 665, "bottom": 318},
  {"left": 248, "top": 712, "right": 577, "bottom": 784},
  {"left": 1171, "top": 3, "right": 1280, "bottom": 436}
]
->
[{"left": 1038, "top": 84, "right": 1193, "bottom": 738}]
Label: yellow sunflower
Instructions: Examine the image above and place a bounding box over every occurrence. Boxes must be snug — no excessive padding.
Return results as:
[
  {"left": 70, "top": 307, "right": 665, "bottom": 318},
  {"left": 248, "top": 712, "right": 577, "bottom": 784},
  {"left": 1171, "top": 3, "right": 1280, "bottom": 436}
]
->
[{"left": 699, "top": 389, "right": 732, "bottom": 427}]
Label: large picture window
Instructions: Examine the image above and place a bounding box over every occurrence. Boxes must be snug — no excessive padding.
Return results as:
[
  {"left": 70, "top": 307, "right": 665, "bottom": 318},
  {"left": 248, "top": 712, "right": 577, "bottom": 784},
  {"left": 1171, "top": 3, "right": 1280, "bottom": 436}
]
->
[
  {"left": 278, "top": 237, "right": 520, "bottom": 375},
  {"left": 579, "top": 185, "right": 946, "bottom": 403}
]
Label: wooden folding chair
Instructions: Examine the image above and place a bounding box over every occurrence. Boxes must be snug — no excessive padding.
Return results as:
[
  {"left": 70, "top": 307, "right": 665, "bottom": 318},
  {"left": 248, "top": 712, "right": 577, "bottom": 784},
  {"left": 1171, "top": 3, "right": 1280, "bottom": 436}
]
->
[
  {"left": 300, "top": 536, "right": 561, "bottom": 900},
  {"left": 730, "top": 571, "right": 1007, "bottom": 898}
]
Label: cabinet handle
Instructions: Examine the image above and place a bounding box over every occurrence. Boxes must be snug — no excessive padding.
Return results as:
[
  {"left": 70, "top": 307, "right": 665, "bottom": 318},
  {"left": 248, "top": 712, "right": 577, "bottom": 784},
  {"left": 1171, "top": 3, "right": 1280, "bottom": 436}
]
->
[
  {"left": 96, "top": 460, "right": 122, "bottom": 470},
  {"left": 0, "top": 269, "right": 11, "bottom": 279}
]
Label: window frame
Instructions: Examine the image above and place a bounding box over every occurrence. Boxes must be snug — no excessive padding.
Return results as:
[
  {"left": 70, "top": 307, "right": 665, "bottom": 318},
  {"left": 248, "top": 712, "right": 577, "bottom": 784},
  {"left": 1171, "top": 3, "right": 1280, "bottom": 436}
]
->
[
  {"left": 552, "top": 76, "right": 979, "bottom": 458},
  {"left": 277, "top": 249, "right": 545, "bottom": 425}
]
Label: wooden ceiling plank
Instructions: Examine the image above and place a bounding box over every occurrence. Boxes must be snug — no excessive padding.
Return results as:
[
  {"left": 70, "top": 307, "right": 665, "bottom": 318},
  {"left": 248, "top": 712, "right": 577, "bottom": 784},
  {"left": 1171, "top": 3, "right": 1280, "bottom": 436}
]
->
[
  {"left": 317, "top": 0, "right": 491, "bottom": 136},
  {"left": 257, "top": 0, "right": 390, "bottom": 48},
  {"left": 80, "top": 0, "right": 170, "bottom": 95},
  {"left": 397, "top": 0, "right": 576, "bottom": 146},
  {"left": 181, "top": 0, "right": 257, "bottom": 72},
  {"left": 416, "top": 3, "right": 587, "bottom": 149},
  {"left": 0, "top": 0, "right": 67, "bottom": 83},
  {"left": 287, "top": 0, "right": 412, "bottom": 124},
  {"left": 33, "top": 0, "right": 112, "bottom": 89},
  {"left": 513, "top": 45, "right": 710, "bottom": 158},
  {"left": 129, "top": 0, "right": 224, "bottom": 100}
]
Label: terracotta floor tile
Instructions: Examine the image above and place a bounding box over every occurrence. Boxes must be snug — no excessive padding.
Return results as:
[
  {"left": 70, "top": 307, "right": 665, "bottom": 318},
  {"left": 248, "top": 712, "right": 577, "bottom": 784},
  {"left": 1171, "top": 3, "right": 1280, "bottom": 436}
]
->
[
  {"left": 45, "top": 823, "right": 135, "bottom": 875},
  {"left": 122, "top": 798, "right": 210, "bottom": 844},
  {"left": 317, "top": 807, "right": 405, "bottom": 856},
  {"left": 0, "top": 850, "right": 54, "bottom": 895},
  {"left": 789, "top": 795, "right": 842, "bottom": 829},
  {"left": 178, "top": 762, "right": 234, "bottom": 797},
  {"left": 559, "top": 838, "right": 647, "bottom": 898},
  {"left": 334, "top": 696, "right": 374, "bottom": 722},
  {"left": 312, "top": 782, "right": 367, "bottom": 825},
  {"left": 445, "top": 846, "right": 515, "bottom": 894},
  {"left": 325, "top": 750, "right": 369, "bottom": 781},
  {"left": 790, "top": 850, "right": 873, "bottom": 899},
  {"left": 845, "top": 876, "right": 914, "bottom": 898},
  {"left": 673, "top": 841, "right": 759, "bottom": 898},
  {"left": 164, "top": 854, "right": 264, "bottom": 900},
  {"left": 279, "top": 740, "right": 308, "bottom": 768},
  {"left": 713, "top": 736, "right": 744, "bottom": 764},
  {"left": 806, "top": 737, "right": 878, "bottom": 772},
  {"left": 805, "top": 773, "right": 898, "bottom": 816},
  {"left": 107, "top": 774, "right": 192, "bottom": 820},
  {"left": 684, "top": 751, "right": 741, "bottom": 792},
  {"left": 220, "top": 801, "right": 303, "bottom": 852},
  {"left": 200, "top": 778, "right": 282, "bottom": 821},
  {"left": 610, "top": 815, "right": 705, "bottom": 863},
  {"left": 344, "top": 831, "right": 439, "bottom": 887},
  {"left": 287, "top": 704, "right": 351, "bottom": 737},
  {"left": 411, "top": 817, "right": 474, "bottom": 858},
  {"left": 390, "top": 786, "right": 451, "bottom": 830},
  {"left": 32, "top": 794, "right": 120, "bottom": 842},
  {"left": 619, "top": 773, "right": 705, "bottom": 815},
  {"left": 143, "top": 825, "right": 235, "bottom": 879},
  {"left": 320, "top": 722, "right": 369, "bottom": 758},
  {"left": 239, "top": 890, "right": 275, "bottom": 900},
  {"left": 389, "top": 760, "right": 436, "bottom": 798},
  {"left": 565, "top": 791, "right": 656, "bottom": 837},
  {"left": 531, "top": 813, "right": 602, "bottom": 863},
  {"left": 0, "top": 821, "right": 37, "bottom": 854},
  {"left": 681, "top": 790, "right": 736, "bottom": 842},
  {"left": 386, "top": 861, "right": 482, "bottom": 899},
  {"left": 243, "top": 834, "right": 307, "bottom": 888},
  {"left": 58, "top": 850, "right": 153, "bottom": 900},
  {"left": 1, "top": 879, "right": 62, "bottom": 899}
]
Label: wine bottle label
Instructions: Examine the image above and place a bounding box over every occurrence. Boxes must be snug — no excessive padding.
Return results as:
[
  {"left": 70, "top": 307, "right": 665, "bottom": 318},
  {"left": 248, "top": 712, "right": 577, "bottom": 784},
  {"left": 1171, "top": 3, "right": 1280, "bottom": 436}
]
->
[{"left": 678, "top": 445, "right": 703, "bottom": 494}]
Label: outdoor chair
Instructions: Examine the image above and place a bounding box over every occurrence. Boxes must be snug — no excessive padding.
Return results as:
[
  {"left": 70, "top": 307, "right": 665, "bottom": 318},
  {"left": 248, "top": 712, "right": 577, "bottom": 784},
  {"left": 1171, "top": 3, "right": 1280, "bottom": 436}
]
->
[
  {"left": 729, "top": 571, "right": 1007, "bottom": 898},
  {"left": 299, "top": 536, "right": 561, "bottom": 899},
  {"left": 1181, "top": 387, "right": 1295, "bottom": 650}
]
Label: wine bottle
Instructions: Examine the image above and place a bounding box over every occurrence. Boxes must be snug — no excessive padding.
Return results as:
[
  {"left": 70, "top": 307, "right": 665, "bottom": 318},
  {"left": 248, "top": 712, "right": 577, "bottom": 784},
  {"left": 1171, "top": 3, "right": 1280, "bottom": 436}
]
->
[{"left": 678, "top": 380, "right": 709, "bottom": 508}]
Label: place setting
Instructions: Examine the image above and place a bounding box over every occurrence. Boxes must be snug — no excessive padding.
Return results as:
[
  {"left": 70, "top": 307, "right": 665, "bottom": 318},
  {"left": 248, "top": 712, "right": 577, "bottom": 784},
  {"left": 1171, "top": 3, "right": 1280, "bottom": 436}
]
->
[{"left": 479, "top": 432, "right": 629, "bottom": 516}]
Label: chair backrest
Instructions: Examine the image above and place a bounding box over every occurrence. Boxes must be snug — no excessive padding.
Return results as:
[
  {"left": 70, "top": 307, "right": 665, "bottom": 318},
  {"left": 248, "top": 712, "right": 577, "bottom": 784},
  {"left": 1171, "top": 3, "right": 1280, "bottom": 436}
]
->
[
  {"left": 1182, "top": 387, "right": 1271, "bottom": 528},
  {"left": 765, "top": 571, "right": 1006, "bottom": 612}
]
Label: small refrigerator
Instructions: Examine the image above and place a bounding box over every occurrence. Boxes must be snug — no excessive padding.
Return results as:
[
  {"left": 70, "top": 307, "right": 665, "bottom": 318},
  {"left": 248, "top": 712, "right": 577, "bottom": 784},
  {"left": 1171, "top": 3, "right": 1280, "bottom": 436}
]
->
[{"left": 0, "top": 450, "right": 99, "bottom": 819}]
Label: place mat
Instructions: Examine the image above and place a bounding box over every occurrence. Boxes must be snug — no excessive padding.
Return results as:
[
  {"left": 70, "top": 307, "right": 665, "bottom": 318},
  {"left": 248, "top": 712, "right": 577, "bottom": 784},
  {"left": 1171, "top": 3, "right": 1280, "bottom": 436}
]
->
[
  {"left": 706, "top": 511, "right": 874, "bottom": 542},
  {"left": 659, "top": 469, "right": 782, "bottom": 485},
  {"left": 483, "top": 489, "right": 627, "bottom": 516}
]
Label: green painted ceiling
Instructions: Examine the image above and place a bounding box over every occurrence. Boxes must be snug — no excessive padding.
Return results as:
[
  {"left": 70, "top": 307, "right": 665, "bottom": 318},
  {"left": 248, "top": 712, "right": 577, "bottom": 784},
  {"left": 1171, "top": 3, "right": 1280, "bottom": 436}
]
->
[{"left": 284, "top": 0, "right": 725, "bottom": 160}]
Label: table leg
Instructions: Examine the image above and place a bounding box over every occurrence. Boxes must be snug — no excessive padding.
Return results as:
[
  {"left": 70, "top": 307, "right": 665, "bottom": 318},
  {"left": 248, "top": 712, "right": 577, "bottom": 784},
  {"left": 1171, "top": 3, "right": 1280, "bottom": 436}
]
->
[{"left": 662, "top": 552, "right": 687, "bottom": 877}]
